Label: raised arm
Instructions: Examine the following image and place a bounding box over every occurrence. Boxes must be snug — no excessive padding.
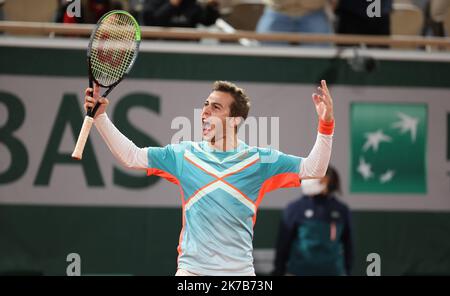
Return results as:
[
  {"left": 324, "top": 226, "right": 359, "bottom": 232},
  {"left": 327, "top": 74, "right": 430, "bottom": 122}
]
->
[
  {"left": 299, "top": 80, "right": 335, "bottom": 179},
  {"left": 84, "top": 85, "right": 148, "bottom": 170},
  {"left": 95, "top": 113, "right": 148, "bottom": 170}
]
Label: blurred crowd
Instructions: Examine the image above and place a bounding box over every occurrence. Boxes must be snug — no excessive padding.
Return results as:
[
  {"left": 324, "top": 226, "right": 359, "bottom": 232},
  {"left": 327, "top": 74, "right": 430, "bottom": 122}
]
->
[
  {"left": 0, "top": 0, "right": 449, "bottom": 42},
  {"left": 51, "top": 0, "right": 450, "bottom": 38},
  {"left": 52, "top": 0, "right": 221, "bottom": 27}
]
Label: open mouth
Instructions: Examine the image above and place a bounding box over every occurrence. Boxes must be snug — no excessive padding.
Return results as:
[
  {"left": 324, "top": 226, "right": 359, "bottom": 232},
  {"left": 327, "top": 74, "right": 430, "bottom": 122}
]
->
[{"left": 202, "top": 119, "right": 213, "bottom": 135}]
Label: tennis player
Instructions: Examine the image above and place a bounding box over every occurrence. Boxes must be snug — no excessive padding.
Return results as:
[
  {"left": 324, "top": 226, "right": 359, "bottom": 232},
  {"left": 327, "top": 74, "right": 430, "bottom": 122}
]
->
[{"left": 84, "top": 80, "right": 335, "bottom": 276}]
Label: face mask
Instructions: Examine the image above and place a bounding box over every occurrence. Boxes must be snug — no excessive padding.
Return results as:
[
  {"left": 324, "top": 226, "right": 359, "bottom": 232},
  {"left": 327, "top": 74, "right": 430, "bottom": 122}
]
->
[{"left": 301, "top": 179, "right": 326, "bottom": 196}]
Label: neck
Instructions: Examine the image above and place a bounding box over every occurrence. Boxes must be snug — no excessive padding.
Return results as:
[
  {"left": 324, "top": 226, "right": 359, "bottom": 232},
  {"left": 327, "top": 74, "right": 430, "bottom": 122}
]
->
[{"left": 208, "top": 134, "right": 238, "bottom": 151}]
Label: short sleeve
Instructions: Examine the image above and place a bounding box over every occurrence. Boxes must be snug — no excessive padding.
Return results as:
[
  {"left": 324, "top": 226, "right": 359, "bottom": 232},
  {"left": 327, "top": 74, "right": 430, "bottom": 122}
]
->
[
  {"left": 262, "top": 149, "right": 302, "bottom": 180},
  {"left": 147, "top": 144, "right": 180, "bottom": 180},
  {"left": 259, "top": 148, "right": 302, "bottom": 193}
]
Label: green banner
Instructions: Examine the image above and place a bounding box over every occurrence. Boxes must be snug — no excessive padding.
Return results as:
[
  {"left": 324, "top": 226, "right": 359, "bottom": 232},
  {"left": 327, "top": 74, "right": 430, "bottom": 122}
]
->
[{"left": 350, "top": 103, "right": 427, "bottom": 193}]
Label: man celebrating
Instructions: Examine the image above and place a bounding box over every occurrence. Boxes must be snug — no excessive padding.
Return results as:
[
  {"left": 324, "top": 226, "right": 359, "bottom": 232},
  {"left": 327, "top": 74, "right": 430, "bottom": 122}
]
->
[{"left": 85, "top": 80, "right": 335, "bottom": 276}]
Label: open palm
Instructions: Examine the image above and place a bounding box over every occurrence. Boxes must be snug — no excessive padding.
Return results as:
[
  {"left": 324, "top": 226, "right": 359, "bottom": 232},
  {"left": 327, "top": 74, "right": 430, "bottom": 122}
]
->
[{"left": 312, "top": 80, "right": 334, "bottom": 122}]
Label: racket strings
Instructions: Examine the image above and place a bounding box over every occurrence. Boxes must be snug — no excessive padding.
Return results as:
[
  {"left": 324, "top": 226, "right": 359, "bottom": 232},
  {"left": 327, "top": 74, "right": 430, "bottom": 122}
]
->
[
  {"left": 90, "top": 12, "right": 138, "bottom": 86},
  {"left": 93, "top": 15, "right": 135, "bottom": 77},
  {"left": 91, "top": 18, "right": 134, "bottom": 84}
]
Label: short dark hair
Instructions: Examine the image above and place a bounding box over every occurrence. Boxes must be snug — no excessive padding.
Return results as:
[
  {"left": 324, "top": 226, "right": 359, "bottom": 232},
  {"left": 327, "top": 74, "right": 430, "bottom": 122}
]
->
[
  {"left": 326, "top": 166, "right": 341, "bottom": 194},
  {"left": 213, "top": 81, "right": 251, "bottom": 120}
]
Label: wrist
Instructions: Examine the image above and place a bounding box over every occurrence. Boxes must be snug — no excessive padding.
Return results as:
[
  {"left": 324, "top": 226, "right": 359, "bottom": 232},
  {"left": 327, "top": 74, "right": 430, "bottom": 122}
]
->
[
  {"left": 318, "top": 118, "right": 335, "bottom": 135},
  {"left": 94, "top": 112, "right": 108, "bottom": 123}
]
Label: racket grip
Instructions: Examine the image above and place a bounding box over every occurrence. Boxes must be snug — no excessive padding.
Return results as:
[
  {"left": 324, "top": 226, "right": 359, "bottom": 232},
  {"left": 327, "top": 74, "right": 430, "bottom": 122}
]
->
[{"left": 72, "top": 116, "right": 94, "bottom": 160}]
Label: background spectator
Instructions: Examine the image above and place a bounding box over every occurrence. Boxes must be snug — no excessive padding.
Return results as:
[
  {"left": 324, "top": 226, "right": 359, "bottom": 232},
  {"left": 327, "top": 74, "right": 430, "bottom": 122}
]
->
[
  {"left": 143, "top": 0, "right": 220, "bottom": 28},
  {"left": 54, "top": 0, "right": 85, "bottom": 23},
  {"left": 335, "top": 0, "right": 393, "bottom": 36},
  {"left": 272, "top": 166, "right": 353, "bottom": 276},
  {"left": 256, "top": 0, "right": 333, "bottom": 45},
  {"left": 129, "top": 0, "right": 146, "bottom": 24},
  {"left": 90, "top": 0, "right": 112, "bottom": 22},
  {"left": 423, "top": 0, "right": 450, "bottom": 36},
  {"left": 0, "top": 0, "right": 5, "bottom": 21}
]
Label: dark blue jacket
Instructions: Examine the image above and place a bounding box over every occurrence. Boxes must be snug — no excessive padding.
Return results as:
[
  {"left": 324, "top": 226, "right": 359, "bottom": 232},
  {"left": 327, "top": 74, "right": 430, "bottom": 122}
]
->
[{"left": 273, "top": 194, "right": 353, "bottom": 276}]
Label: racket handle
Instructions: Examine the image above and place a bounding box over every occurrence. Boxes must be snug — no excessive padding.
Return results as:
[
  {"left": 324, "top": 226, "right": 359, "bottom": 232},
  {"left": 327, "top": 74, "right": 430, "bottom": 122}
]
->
[{"left": 72, "top": 116, "right": 94, "bottom": 160}]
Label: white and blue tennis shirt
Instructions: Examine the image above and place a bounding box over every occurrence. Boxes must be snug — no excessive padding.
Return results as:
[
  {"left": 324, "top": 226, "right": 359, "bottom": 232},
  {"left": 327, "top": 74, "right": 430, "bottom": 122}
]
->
[{"left": 147, "top": 140, "right": 302, "bottom": 276}]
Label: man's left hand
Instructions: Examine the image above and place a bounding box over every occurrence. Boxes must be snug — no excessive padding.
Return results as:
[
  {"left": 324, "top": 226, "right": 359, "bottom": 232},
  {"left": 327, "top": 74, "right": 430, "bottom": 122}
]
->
[{"left": 312, "top": 80, "right": 334, "bottom": 122}]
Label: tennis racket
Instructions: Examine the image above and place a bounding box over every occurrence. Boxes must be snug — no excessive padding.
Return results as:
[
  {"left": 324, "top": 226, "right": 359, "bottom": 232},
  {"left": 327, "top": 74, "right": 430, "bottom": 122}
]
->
[{"left": 72, "top": 10, "right": 141, "bottom": 160}]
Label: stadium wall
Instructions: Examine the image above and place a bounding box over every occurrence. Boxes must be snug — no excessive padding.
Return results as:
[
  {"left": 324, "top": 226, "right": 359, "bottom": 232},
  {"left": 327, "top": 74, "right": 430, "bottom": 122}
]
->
[{"left": 1, "top": 38, "right": 450, "bottom": 275}]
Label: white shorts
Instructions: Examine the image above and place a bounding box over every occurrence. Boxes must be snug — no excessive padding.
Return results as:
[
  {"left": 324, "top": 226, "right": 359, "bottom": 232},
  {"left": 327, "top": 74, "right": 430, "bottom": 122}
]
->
[
  {"left": 175, "top": 269, "right": 200, "bottom": 276},
  {"left": 175, "top": 269, "right": 256, "bottom": 276}
]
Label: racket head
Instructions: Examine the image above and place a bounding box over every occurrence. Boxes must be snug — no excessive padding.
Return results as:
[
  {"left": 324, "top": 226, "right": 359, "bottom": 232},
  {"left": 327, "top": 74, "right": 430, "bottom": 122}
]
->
[{"left": 87, "top": 10, "right": 141, "bottom": 88}]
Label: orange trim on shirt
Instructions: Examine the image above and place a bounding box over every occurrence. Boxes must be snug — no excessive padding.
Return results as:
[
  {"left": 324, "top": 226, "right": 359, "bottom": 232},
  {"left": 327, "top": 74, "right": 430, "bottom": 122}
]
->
[
  {"left": 184, "top": 156, "right": 219, "bottom": 178},
  {"left": 221, "top": 179, "right": 256, "bottom": 207},
  {"left": 252, "top": 172, "right": 301, "bottom": 225},
  {"left": 147, "top": 168, "right": 186, "bottom": 265},
  {"left": 183, "top": 154, "right": 258, "bottom": 207},
  {"left": 147, "top": 168, "right": 180, "bottom": 185},
  {"left": 222, "top": 158, "right": 260, "bottom": 178},
  {"left": 318, "top": 119, "right": 335, "bottom": 135},
  {"left": 177, "top": 205, "right": 186, "bottom": 266},
  {"left": 185, "top": 179, "right": 220, "bottom": 205}
]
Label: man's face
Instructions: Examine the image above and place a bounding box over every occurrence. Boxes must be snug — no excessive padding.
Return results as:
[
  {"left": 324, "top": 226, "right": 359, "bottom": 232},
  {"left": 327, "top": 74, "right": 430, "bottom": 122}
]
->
[{"left": 201, "top": 91, "right": 234, "bottom": 142}]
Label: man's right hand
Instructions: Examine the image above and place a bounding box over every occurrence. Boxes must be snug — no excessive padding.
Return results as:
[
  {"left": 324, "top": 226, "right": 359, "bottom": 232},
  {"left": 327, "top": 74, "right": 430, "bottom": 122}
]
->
[{"left": 84, "top": 83, "right": 109, "bottom": 119}]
